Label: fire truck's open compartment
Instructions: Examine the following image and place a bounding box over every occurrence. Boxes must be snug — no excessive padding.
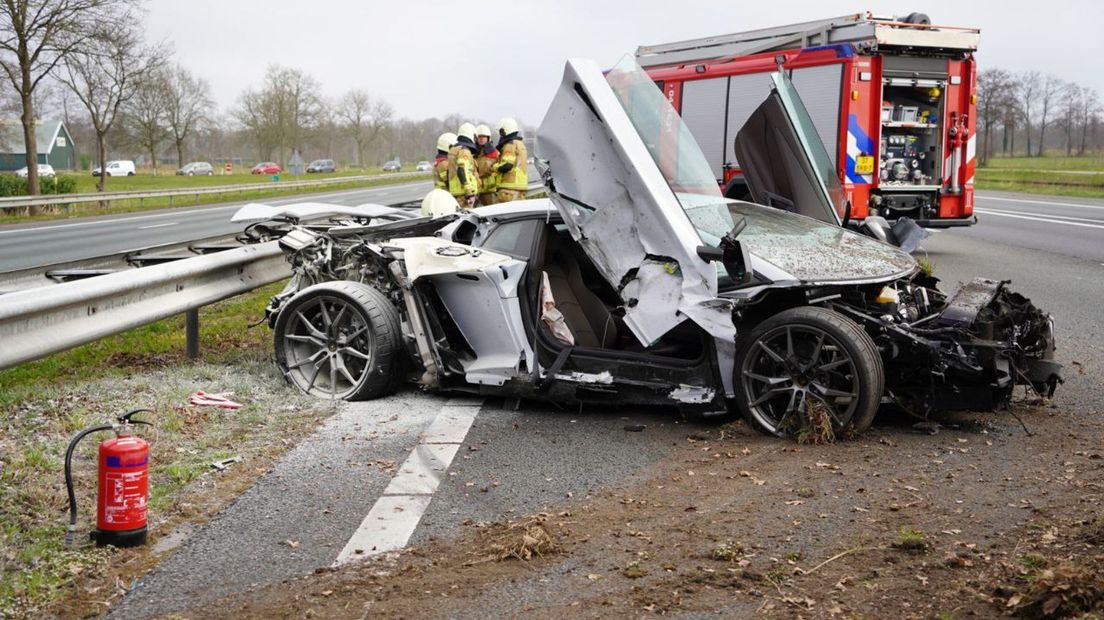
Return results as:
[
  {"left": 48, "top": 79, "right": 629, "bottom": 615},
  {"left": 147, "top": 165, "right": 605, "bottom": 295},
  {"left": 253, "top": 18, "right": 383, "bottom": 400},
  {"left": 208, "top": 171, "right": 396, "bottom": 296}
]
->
[
  {"left": 870, "top": 55, "right": 951, "bottom": 218},
  {"left": 878, "top": 80, "right": 943, "bottom": 188}
]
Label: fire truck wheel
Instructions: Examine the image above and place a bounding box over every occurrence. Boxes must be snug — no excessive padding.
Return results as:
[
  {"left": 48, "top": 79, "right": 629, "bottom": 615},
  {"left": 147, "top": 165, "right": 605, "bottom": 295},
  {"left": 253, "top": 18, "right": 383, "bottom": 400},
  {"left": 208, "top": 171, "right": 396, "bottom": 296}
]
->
[
  {"left": 274, "top": 281, "right": 404, "bottom": 400},
  {"left": 734, "top": 306, "right": 884, "bottom": 439}
]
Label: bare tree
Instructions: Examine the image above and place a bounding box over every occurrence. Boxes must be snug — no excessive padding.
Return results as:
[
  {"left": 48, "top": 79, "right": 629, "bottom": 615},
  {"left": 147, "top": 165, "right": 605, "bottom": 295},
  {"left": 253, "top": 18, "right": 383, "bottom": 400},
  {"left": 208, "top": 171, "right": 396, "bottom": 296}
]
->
[
  {"left": 1059, "top": 84, "right": 1082, "bottom": 156},
  {"left": 1080, "top": 88, "right": 1101, "bottom": 156},
  {"left": 976, "top": 68, "right": 1014, "bottom": 166},
  {"left": 123, "top": 67, "right": 169, "bottom": 173},
  {"left": 337, "top": 89, "right": 393, "bottom": 167},
  {"left": 234, "top": 66, "right": 323, "bottom": 167},
  {"left": 1036, "top": 74, "right": 1065, "bottom": 157},
  {"left": 0, "top": 0, "right": 134, "bottom": 197},
  {"left": 58, "top": 24, "right": 164, "bottom": 192},
  {"left": 1014, "top": 71, "right": 1041, "bottom": 157},
  {"left": 163, "top": 65, "right": 210, "bottom": 167}
]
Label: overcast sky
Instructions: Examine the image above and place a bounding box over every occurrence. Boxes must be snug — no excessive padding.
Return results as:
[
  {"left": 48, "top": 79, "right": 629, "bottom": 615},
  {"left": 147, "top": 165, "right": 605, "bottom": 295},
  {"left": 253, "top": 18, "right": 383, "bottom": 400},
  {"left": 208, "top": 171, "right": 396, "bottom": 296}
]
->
[{"left": 145, "top": 0, "right": 1101, "bottom": 127}]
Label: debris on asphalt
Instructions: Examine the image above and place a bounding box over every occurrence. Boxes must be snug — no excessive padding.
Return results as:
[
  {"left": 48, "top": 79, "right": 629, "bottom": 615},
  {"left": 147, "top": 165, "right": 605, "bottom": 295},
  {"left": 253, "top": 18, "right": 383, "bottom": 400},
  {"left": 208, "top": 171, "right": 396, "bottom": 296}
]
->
[
  {"left": 624, "top": 424, "right": 646, "bottom": 432},
  {"left": 189, "top": 391, "right": 243, "bottom": 409}
]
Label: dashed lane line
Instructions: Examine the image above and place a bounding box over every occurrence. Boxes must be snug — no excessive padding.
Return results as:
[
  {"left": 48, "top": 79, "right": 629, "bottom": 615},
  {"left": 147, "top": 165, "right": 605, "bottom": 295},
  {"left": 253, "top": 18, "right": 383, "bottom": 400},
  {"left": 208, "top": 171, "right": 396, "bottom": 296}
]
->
[{"left": 332, "top": 398, "right": 483, "bottom": 565}]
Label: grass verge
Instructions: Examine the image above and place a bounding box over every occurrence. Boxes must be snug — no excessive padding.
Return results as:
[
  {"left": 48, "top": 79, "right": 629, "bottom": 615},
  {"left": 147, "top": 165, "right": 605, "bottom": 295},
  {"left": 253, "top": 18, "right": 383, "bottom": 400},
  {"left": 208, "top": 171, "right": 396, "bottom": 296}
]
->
[
  {"left": 0, "top": 172, "right": 430, "bottom": 225},
  {"left": 975, "top": 169, "right": 1104, "bottom": 199},
  {"left": 981, "top": 155, "right": 1104, "bottom": 171},
  {"left": 0, "top": 282, "right": 332, "bottom": 616}
]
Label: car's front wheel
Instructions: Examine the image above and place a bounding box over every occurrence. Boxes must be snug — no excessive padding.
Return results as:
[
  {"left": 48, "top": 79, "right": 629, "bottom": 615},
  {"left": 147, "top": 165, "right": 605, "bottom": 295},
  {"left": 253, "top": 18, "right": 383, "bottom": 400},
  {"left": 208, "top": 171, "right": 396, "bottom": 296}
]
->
[
  {"left": 734, "top": 306, "right": 883, "bottom": 438},
  {"left": 274, "top": 281, "right": 404, "bottom": 400}
]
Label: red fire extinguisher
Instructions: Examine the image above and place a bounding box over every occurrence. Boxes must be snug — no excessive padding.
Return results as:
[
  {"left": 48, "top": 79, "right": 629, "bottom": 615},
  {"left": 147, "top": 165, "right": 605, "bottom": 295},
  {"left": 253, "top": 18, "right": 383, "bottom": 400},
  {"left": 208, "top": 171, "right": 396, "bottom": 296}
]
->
[{"left": 64, "top": 409, "right": 153, "bottom": 548}]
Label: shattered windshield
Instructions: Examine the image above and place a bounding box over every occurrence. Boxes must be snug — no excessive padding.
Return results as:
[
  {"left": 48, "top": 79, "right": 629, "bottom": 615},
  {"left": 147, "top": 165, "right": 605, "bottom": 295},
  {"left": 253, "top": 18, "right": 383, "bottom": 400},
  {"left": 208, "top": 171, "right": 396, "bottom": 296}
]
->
[{"left": 605, "top": 55, "right": 734, "bottom": 246}]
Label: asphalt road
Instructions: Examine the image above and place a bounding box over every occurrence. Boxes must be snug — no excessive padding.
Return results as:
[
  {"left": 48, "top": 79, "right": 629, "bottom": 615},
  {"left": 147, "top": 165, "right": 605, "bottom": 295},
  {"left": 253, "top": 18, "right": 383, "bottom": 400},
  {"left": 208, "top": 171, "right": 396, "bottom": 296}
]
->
[
  {"left": 969, "top": 190, "right": 1104, "bottom": 263},
  {"left": 105, "top": 188, "right": 1104, "bottom": 618},
  {"left": 0, "top": 179, "right": 433, "bottom": 273}
]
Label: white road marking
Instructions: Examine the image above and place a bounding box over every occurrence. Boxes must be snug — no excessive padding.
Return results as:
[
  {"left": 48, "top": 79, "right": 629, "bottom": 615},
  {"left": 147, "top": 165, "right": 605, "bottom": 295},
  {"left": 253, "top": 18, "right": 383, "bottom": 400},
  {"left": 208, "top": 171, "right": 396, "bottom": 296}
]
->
[
  {"left": 976, "top": 195, "right": 1104, "bottom": 210},
  {"left": 973, "top": 208, "right": 1104, "bottom": 225},
  {"left": 333, "top": 398, "right": 482, "bottom": 565},
  {"left": 136, "top": 222, "right": 178, "bottom": 230},
  {"left": 973, "top": 208, "right": 1104, "bottom": 230}
]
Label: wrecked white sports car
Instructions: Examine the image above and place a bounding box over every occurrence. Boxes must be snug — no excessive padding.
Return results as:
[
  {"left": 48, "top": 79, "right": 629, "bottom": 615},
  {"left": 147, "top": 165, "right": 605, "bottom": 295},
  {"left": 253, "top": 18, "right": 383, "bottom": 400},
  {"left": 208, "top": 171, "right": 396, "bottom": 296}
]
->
[{"left": 235, "top": 57, "right": 1061, "bottom": 437}]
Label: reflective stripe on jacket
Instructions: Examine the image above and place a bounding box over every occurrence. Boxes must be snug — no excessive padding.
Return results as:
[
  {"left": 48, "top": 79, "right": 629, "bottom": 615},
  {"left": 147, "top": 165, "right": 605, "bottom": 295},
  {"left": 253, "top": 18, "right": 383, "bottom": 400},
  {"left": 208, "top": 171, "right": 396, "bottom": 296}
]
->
[
  {"left": 447, "top": 145, "right": 479, "bottom": 197},
  {"left": 433, "top": 154, "right": 449, "bottom": 189},
  {"left": 493, "top": 137, "right": 528, "bottom": 190},
  {"left": 476, "top": 147, "right": 499, "bottom": 194}
]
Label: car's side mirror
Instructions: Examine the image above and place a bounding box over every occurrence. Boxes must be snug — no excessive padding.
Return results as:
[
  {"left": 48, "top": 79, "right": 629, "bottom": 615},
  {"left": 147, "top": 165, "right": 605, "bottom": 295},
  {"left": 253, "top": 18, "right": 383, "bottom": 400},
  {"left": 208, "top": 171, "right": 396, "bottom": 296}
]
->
[{"left": 697, "top": 217, "right": 752, "bottom": 286}]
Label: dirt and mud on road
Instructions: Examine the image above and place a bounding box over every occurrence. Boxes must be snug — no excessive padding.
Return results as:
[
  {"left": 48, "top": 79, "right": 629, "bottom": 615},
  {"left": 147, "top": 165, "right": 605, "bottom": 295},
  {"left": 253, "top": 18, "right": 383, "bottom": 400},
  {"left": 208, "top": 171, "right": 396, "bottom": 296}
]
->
[{"left": 196, "top": 400, "right": 1103, "bottom": 619}]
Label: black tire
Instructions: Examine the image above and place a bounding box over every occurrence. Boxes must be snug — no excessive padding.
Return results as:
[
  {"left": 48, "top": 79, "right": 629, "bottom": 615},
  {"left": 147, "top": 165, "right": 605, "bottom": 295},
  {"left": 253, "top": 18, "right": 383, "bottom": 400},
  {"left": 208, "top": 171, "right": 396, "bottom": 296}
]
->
[
  {"left": 734, "top": 306, "right": 883, "bottom": 437},
  {"left": 273, "top": 281, "right": 404, "bottom": 400}
]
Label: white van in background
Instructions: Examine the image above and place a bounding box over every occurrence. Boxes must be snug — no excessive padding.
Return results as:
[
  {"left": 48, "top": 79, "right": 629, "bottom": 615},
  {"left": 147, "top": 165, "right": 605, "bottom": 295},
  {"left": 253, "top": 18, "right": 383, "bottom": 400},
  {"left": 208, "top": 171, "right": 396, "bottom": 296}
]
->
[{"left": 92, "top": 160, "right": 136, "bottom": 177}]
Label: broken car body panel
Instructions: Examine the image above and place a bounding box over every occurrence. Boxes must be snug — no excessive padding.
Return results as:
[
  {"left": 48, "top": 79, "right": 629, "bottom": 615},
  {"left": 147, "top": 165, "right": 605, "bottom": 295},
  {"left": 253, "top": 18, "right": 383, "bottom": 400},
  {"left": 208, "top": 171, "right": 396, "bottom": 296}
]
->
[{"left": 537, "top": 56, "right": 730, "bottom": 347}]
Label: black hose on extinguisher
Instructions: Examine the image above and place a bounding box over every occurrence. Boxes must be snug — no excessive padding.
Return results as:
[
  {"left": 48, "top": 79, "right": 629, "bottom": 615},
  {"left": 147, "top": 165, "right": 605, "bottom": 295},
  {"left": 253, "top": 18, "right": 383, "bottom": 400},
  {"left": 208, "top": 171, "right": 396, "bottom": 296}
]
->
[{"left": 64, "top": 424, "right": 113, "bottom": 547}]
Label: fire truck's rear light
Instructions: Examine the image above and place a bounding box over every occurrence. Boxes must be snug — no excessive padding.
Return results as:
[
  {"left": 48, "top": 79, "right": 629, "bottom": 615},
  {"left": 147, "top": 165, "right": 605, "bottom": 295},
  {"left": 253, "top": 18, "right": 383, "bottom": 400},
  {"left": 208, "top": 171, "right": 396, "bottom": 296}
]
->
[
  {"left": 851, "top": 90, "right": 860, "bottom": 100},
  {"left": 971, "top": 94, "right": 977, "bottom": 105},
  {"left": 950, "top": 76, "right": 962, "bottom": 85},
  {"left": 859, "top": 71, "right": 872, "bottom": 81}
]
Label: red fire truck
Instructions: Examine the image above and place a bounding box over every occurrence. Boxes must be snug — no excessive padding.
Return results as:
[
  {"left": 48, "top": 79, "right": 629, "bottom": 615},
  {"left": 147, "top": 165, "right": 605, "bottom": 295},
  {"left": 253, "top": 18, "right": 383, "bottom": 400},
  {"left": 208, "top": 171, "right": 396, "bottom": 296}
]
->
[{"left": 637, "top": 12, "right": 980, "bottom": 227}]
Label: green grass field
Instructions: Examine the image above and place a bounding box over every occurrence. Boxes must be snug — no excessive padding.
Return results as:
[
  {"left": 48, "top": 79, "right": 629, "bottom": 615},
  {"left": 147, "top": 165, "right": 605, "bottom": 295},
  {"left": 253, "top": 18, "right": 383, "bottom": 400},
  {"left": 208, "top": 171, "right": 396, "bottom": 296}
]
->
[
  {"left": 67, "top": 163, "right": 425, "bottom": 193},
  {"left": 0, "top": 283, "right": 336, "bottom": 616},
  {"left": 980, "top": 155, "right": 1104, "bottom": 171},
  {"left": 976, "top": 154, "right": 1104, "bottom": 198}
]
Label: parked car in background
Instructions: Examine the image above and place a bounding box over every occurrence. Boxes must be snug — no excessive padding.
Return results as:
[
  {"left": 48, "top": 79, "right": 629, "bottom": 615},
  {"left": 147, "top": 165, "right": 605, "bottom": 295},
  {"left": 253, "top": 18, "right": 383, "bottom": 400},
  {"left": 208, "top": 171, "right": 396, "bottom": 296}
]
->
[
  {"left": 15, "top": 164, "right": 56, "bottom": 178},
  {"left": 177, "top": 162, "right": 214, "bottom": 176},
  {"left": 251, "top": 162, "right": 281, "bottom": 175},
  {"left": 415, "top": 160, "right": 432, "bottom": 172},
  {"left": 382, "top": 160, "right": 401, "bottom": 172},
  {"left": 92, "top": 160, "right": 136, "bottom": 177},
  {"left": 307, "top": 159, "right": 336, "bottom": 173}
]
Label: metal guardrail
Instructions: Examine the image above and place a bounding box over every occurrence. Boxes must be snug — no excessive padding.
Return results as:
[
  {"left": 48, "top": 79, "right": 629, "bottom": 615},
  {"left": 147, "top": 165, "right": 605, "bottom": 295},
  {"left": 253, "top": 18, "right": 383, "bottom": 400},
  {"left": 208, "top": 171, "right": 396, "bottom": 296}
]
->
[
  {"left": 0, "top": 181, "right": 546, "bottom": 371},
  {"left": 0, "top": 242, "right": 288, "bottom": 370},
  {"left": 0, "top": 171, "right": 427, "bottom": 211}
]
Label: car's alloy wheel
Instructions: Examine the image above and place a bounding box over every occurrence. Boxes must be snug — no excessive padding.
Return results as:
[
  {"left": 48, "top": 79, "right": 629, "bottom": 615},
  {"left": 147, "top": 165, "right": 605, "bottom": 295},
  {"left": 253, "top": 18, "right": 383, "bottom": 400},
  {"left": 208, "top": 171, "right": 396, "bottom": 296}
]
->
[
  {"left": 735, "top": 306, "right": 883, "bottom": 437},
  {"left": 274, "top": 282, "right": 403, "bottom": 400}
]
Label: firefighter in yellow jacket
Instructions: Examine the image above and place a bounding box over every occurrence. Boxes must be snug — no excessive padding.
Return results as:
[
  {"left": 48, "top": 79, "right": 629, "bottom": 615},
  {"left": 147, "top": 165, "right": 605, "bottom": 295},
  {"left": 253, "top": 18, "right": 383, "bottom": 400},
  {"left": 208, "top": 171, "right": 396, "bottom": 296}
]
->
[
  {"left": 474, "top": 124, "right": 498, "bottom": 206},
  {"left": 433, "top": 132, "right": 456, "bottom": 191},
  {"left": 492, "top": 117, "right": 528, "bottom": 202},
  {"left": 448, "top": 123, "right": 480, "bottom": 208}
]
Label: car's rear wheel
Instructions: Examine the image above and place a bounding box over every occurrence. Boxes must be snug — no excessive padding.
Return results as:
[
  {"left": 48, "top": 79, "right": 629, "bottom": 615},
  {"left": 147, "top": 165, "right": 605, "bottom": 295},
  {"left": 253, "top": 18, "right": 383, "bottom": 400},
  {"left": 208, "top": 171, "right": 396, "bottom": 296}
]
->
[
  {"left": 274, "top": 282, "right": 403, "bottom": 400},
  {"left": 734, "top": 306, "right": 883, "bottom": 438}
]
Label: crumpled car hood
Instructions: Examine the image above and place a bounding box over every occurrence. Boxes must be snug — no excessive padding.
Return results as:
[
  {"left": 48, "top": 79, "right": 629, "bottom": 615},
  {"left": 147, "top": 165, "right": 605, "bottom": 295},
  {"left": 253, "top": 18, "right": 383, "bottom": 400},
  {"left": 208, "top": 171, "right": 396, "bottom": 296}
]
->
[{"left": 734, "top": 201, "right": 917, "bottom": 283}]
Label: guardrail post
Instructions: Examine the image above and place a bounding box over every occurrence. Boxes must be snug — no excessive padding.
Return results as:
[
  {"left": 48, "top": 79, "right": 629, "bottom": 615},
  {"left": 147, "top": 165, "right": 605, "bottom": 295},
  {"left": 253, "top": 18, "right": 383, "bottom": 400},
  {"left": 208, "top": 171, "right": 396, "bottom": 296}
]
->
[{"left": 185, "top": 308, "right": 200, "bottom": 359}]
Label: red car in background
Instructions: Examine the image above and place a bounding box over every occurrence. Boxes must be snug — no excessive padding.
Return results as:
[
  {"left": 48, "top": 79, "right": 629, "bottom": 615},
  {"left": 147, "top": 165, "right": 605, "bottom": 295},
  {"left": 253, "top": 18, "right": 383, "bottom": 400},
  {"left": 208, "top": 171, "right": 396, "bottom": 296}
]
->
[{"left": 251, "top": 162, "right": 281, "bottom": 175}]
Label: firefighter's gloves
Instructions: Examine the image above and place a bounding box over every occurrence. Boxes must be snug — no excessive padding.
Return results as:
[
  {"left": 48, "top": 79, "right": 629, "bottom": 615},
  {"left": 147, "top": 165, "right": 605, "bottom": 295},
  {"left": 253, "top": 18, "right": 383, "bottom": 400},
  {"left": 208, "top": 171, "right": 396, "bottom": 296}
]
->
[{"left": 497, "top": 163, "right": 514, "bottom": 174}]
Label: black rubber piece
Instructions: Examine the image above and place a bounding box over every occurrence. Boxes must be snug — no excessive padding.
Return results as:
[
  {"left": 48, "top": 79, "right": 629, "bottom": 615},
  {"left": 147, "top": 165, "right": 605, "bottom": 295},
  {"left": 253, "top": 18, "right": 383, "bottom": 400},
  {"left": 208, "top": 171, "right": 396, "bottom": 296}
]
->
[
  {"left": 733, "top": 306, "right": 884, "bottom": 437},
  {"left": 92, "top": 526, "right": 147, "bottom": 548},
  {"left": 273, "top": 281, "right": 404, "bottom": 401}
]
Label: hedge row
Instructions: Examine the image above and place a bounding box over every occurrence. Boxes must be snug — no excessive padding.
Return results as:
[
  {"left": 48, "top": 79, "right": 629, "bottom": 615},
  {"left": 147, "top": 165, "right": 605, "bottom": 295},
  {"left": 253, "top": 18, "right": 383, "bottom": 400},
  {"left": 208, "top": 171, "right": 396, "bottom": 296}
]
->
[{"left": 0, "top": 174, "right": 78, "bottom": 197}]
